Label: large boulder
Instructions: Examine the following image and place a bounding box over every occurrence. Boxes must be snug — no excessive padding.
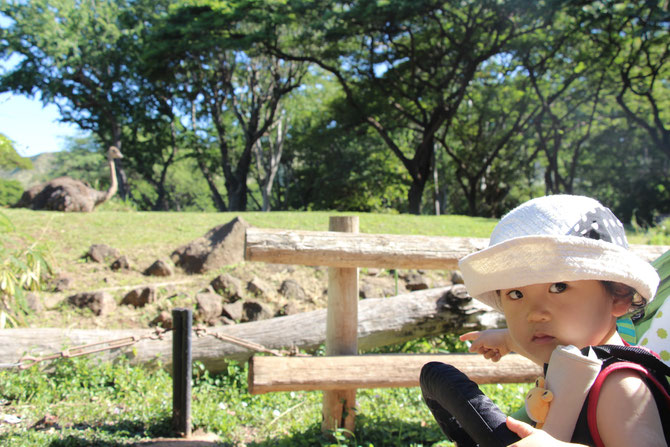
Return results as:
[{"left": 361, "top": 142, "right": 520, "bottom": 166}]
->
[{"left": 171, "top": 217, "right": 250, "bottom": 274}]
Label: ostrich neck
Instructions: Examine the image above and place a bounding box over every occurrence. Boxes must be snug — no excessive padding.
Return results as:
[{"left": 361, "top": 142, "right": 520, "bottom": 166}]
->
[{"left": 103, "top": 158, "right": 119, "bottom": 202}]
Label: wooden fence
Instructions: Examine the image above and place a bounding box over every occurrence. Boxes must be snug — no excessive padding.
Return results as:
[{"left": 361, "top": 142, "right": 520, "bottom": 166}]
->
[{"left": 245, "top": 216, "right": 670, "bottom": 434}]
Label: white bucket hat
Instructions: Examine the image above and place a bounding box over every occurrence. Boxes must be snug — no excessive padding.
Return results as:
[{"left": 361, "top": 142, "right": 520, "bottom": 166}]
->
[{"left": 458, "top": 195, "right": 660, "bottom": 312}]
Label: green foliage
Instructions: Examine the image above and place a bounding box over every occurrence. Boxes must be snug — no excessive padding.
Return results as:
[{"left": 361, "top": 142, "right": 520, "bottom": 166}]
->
[
  {"left": 2, "top": 0, "right": 670, "bottom": 218},
  {"left": 0, "top": 179, "right": 23, "bottom": 207},
  {"left": 0, "top": 347, "right": 530, "bottom": 446},
  {"left": 0, "top": 134, "right": 32, "bottom": 170},
  {"left": 0, "top": 212, "right": 51, "bottom": 327},
  {"left": 51, "top": 135, "right": 109, "bottom": 189}
]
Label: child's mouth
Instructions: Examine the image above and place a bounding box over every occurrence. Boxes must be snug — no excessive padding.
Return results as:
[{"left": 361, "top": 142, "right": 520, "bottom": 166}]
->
[{"left": 532, "top": 334, "right": 555, "bottom": 344}]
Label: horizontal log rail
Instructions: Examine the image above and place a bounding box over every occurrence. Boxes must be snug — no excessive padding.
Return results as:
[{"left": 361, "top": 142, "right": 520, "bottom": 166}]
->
[
  {"left": 245, "top": 227, "right": 669, "bottom": 269},
  {"left": 249, "top": 353, "right": 541, "bottom": 394}
]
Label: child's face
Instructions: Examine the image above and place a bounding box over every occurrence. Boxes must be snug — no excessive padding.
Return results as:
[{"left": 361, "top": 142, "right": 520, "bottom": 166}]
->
[{"left": 500, "top": 280, "right": 630, "bottom": 364}]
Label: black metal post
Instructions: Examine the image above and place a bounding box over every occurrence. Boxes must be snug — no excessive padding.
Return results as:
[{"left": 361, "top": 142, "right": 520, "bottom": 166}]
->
[{"left": 172, "top": 308, "right": 192, "bottom": 437}]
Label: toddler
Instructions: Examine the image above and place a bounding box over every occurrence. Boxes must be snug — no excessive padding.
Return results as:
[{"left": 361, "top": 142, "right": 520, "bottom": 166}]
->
[{"left": 421, "top": 195, "right": 668, "bottom": 447}]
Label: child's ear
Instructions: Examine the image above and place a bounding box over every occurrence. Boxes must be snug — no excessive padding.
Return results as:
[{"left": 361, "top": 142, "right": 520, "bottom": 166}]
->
[{"left": 610, "top": 295, "right": 631, "bottom": 317}]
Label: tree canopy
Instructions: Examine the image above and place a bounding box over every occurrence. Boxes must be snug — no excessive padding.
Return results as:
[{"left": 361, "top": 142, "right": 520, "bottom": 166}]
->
[{"left": 1, "top": 0, "right": 668, "bottom": 221}]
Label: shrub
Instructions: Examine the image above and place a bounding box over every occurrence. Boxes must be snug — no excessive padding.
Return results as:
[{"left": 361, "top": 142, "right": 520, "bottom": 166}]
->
[{"left": 0, "top": 179, "right": 23, "bottom": 207}]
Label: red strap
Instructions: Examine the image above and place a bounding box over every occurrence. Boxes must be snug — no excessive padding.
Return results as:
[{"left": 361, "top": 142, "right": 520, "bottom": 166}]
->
[{"left": 587, "top": 362, "right": 670, "bottom": 447}]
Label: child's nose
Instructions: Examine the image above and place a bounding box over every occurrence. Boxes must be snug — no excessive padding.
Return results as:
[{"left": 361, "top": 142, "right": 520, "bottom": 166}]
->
[{"left": 526, "top": 297, "right": 550, "bottom": 322}]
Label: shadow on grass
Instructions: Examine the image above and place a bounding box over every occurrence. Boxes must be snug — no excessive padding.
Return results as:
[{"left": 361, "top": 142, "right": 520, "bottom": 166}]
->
[
  {"left": 0, "top": 417, "right": 180, "bottom": 447},
  {"left": 247, "top": 415, "right": 448, "bottom": 447}
]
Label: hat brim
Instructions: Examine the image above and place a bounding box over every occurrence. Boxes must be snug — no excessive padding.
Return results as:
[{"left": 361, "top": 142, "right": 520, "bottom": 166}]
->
[{"left": 458, "top": 235, "right": 659, "bottom": 312}]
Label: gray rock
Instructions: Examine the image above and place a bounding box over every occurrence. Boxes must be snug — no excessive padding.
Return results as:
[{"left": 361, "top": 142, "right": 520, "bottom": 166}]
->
[
  {"left": 210, "top": 273, "right": 244, "bottom": 302},
  {"left": 247, "top": 277, "right": 273, "bottom": 298},
  {"left": 171, "top": 217, "right": 250, "bottom": 274},
  {"left": 67, "top": 292, "right": 116, "bottom": 316},
  {"left": 110, "top": 256, "right": 131, "bottom": 271},
  {"left": 195, "top": 292, "right": 223, "bottom": 324},
  {"left": 84, "top": 244, "right": 120, "bottom": 263},
  {"left": 405, "top": 272, "right": 428, "bottom": 291},
  {"left": 242, "top": 299, "right": 273, "bottom": 322},
  {"left": 278, "top": 279, "right": 306, "bottom": 301},
  {"left": 222, "top": 300, "right": 244, "bottom": 322},
  {"left": 25, "top": 292, "right": 43, "bottom": 313},
  {"left": 278, "top": 301, "right": 301, "bottom": 316},
  {"left": 359, "top": 283, "right": 374, "bottom": 299},
  {"left": 50, "top": 274, "right": 72, "bottom": 292}
]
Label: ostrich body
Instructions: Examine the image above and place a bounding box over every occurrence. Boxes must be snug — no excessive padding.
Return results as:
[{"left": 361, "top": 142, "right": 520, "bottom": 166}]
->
[{"left": 14, "top": 146, "right": 124, "bottom": 212}]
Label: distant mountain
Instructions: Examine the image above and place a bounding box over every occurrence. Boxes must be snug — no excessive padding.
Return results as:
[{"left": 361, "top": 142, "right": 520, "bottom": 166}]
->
[{"left": 0, "top": 152, "right": 59, "bottom": 188}]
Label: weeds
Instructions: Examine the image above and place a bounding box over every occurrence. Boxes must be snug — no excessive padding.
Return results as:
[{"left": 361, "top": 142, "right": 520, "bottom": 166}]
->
[
  {"left": 0, "top": 336, "right": 530, "bottom": 446},
  {"left": 0, "top": 211, "right": 51, "bottom": 327}
]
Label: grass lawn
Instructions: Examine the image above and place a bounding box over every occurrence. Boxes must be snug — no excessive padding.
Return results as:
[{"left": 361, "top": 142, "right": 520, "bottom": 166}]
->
[{"left": 0, "top": 207, "right": 666, "bottom": 446}]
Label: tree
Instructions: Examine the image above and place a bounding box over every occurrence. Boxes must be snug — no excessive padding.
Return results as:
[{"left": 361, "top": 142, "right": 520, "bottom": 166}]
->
[
  {"left": 145, "top": 4, "right": 306, "bottom": 211},
  {"left": 574, "top": 1, "right": 669, "bottom": 160},
  {"left": 0, "top": 0, "right": 173, "bottom": 199},
  {"left": 258, "top": 0, "right": 553, "bottom": 213},
  {"left": 0, "top": 133, "right": 31, "bottom": 170},
  {"left": 436, "top": 65, "right": 540, "bottom": 216}
]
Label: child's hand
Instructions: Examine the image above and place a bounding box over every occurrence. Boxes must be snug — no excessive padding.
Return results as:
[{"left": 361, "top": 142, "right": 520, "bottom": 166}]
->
[
  {"left": 460, "top": 329, "right": 511, "bottom": 362},
  {"left": 505, "top": 417, "right": 588, "bottom": 447}
]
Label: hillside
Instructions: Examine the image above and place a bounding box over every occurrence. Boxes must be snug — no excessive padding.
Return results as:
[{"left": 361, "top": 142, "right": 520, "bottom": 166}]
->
[
  {"left": 3, "top": 209, "right": 500, "bottom": 330},
  {"left": 0, "top": 152, "right": 58, "bottom": 188}
]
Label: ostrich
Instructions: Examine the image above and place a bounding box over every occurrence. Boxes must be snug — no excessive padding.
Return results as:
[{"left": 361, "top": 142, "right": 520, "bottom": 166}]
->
[{"left": 14, "top": 146, "right": 124, "bottom": 212}]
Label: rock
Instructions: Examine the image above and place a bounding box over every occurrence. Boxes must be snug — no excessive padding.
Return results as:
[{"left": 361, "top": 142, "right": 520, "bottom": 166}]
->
[
  {"left": 49, "top": 274, "right": 72, "bottom": 292},
  {"left": 222, "top": 300, "right": 244, "bottom": 322},
  {"left": 121, "top": 287, "right": 156, "bottom": 308},
  {"left": 451, "top": 270, "right": 464, "bottom": 285},
  {"left": 144, "top": 259, "right": 173, "bottom": 277},
  {"left": 242, "top": 299, "right": 273, "bottom": 322},
  {"left": 84, "top": 244, "right": 120, "bottom": 263},
  {"left": 110, "top": 256, "right": 131, "bottom": 271},
  {"left": 171, "top": 217, "right": 250, "bottom": 274},
  {"left": 150, "top": 311, "right": 172, "bottom": 329},
  {"left": 67, "top": 292, "right": 116, "bottom": 316},
  {"left": 405, "top": 272, "right": 429, "bottom": 291},
  {"left": 210, "top": 274, "right": 244, "bottom": 302},
  {"left": 195, "top": 292, "right": 223, "bottom": 324},
  {"left": 247, "top": 277, "right": 273, "bottom": 298},
  {"left": 278, "top": 301, "right": 301, "bottom": 316},
  {"left": 24, "top": 292, "right": 43, "bottom": 313},
  {"left": 359, "top": 283, "right": 374, "bottom": 299},
  {"left": 278, "top": 279, "right": 306, "bottom": 301},
  {"left": 365, "top": 268, "right": 381, "bottom": 276}
]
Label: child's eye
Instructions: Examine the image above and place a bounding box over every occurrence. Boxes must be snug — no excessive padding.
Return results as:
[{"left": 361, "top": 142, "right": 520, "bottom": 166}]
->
[
  {"left": 549, "top": 283, "right": 567, "bottom": 293},
  {"left": 506, "top": 290, "right": 523, "bottom": 300}
]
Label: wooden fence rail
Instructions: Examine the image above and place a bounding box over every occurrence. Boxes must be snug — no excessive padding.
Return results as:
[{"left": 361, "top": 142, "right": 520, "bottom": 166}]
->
[{"left": 244, "top": 219, "right": 669, "bottom": 436}]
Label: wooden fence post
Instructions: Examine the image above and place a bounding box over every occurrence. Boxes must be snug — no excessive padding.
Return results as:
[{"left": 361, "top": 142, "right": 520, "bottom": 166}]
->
[
  {"left": 172, "top": 308, "right": 192, "bottom": 438},
  {"left": 322, "top": 216, "right": 359, "bottom": 434}
]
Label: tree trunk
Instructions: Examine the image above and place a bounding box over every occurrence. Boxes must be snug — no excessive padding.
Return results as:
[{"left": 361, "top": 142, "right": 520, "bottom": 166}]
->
[{"left": 0, "top": 286, "right": 503, "bottom": 374}]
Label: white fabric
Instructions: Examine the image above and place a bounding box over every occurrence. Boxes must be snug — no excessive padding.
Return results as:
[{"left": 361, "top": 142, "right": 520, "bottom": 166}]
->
[
  {"left": 459, "top": 195, "right": 660, "bottom": 312},
  {"left": 542, "top": 345, "right": 602, "bottom": 441}
]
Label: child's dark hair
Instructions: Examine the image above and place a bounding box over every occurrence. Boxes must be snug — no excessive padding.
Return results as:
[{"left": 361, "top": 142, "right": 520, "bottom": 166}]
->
[{"left": 601, "top": 281, "right": 647, "bottom": 321}]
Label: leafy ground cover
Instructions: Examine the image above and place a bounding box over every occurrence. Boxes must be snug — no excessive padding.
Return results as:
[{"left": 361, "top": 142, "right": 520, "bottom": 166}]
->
[
  {"left": 0, "top": 206, "right": 666, "bottom": 445},
  {"left": 0, "top": 335, "right": 531, "bottom": 446}
]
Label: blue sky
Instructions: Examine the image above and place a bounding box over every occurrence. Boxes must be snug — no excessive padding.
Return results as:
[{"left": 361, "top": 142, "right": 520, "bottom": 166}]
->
[
  {"left": 0, "top": 14, "right": 79, "bottom": 158},
  {"left": 0, "top": 92, "right": 79, "bottom": 158}
]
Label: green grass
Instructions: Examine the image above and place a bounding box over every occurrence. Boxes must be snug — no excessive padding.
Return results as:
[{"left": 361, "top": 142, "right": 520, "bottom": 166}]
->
[
  {"left": 0, "top": 207, "right": 666, "bottom": 445},
  {"left": 0, "top": 339, "right": 531, "bottom": 446}
]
